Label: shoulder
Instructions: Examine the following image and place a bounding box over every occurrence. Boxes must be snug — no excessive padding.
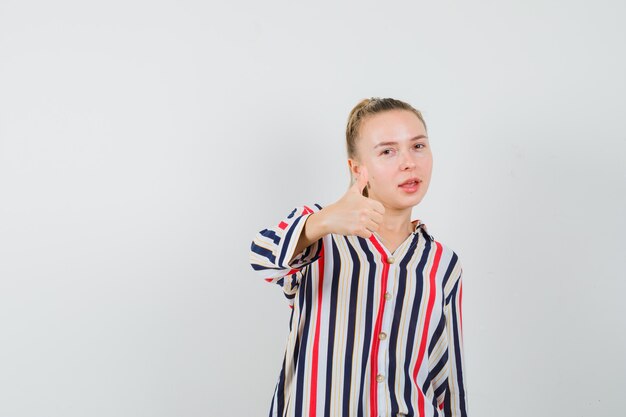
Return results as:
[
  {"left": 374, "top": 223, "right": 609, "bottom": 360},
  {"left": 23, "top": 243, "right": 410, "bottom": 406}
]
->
[
  {"left": 434, "top": 239, "right": 461, "bottom": 261},
  {"left": 419, "top": 223, "right": 459, "bottom": 263},
  {"left": 429, "top": 238, "right": 463, "bottom": 296},
  {"left": 432, "top": 239, "right": 463, "bottom": 271}
]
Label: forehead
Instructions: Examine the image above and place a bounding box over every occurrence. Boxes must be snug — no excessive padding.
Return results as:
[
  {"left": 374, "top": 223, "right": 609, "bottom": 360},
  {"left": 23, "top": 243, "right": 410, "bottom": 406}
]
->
[{"left": 359, "top": 109, "right": 427, "bottom": 144}]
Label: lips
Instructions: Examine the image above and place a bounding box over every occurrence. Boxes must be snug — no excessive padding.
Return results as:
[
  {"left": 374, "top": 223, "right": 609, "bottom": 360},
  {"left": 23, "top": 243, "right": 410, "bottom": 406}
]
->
[
  {"left": 398, "top": 178, "right": 421, "bottom": 194},
  {"left": 399, "top": 178, "right": 421, "bottom": 187}
]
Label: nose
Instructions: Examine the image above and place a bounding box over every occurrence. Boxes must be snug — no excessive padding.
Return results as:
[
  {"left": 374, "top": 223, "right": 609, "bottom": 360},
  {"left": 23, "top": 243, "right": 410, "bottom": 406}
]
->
[{"left": 400, "top": 152, "right": 416, "bottom": 170}]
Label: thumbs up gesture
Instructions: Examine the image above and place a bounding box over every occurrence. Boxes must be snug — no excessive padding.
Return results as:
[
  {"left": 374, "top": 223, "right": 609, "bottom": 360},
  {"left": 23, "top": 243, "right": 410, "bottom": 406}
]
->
[
  {"left": 289, "top": 166, "right": 387, "bottom": 260},
  {"left": 322, "top": 166, "right": 386, "bottom": 239}
]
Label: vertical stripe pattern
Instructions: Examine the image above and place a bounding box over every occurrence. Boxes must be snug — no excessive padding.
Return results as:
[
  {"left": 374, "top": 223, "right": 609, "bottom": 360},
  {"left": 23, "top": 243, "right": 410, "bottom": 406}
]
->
[{"left": 250, "top": 204, "right": 469, "bottom": 416}]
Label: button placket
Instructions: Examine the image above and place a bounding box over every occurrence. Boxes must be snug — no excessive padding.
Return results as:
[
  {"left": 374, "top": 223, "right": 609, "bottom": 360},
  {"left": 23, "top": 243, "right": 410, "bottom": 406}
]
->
[{"left": 377, "top": 257, "right": 396, "bottom": 414}]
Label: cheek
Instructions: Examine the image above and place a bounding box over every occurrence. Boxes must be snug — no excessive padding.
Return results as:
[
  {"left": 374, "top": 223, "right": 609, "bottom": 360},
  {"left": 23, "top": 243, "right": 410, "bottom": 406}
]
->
[
  {"left": 423, "top": 163, "right": 434, "bottom": 182},
  {"left": 421, "top": 155, "right": 434, "bottom": 171},
  {"left": 370, "top": 171, "right": 396, "bottom": 192},
  {"left": 369, "top": 166, "right": 392, "bottom": 182}
]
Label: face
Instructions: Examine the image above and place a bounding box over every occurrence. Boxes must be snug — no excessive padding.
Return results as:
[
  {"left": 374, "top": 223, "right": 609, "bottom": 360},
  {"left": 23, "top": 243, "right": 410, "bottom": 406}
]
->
[{"left": 348, "top": 109, "right": 433, "bottom": 212}]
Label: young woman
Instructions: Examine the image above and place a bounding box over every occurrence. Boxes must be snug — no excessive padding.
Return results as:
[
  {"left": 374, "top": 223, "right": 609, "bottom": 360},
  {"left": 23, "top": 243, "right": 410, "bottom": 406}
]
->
[{"left": 250, "top": 97, "right": 468, "bottom": 417}]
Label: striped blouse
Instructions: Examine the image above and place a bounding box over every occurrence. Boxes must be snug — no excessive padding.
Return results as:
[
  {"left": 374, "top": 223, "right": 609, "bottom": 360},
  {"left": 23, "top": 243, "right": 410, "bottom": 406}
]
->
[{"left": 249, "top": 204, "right": 468, "bottom": 417}]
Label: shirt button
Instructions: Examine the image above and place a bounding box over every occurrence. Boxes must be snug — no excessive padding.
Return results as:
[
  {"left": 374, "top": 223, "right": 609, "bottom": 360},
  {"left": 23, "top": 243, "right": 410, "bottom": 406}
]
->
[
  {"left": 387, "top": 256, "right": 395, "bottom": 264},
  {"left": 378, "top": 332, "right": 387, "bottom": 340},
  {"left": 376, "top": 374, "right": 385, "bottom": 383},
  {"left": 384, "top": 292, "right": 392, "bottom": 300}
]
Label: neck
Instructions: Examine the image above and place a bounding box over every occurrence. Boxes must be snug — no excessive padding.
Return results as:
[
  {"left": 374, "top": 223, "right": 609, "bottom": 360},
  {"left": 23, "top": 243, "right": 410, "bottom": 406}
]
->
[{"left": 379, "top": 204, "right": 415, "bottom": 234}]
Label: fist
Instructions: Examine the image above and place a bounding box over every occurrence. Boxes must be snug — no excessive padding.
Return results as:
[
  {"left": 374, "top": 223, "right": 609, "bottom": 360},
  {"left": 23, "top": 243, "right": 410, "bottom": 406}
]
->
[{"left": 323, "top": 166, "right": 385, "bottom": 239}]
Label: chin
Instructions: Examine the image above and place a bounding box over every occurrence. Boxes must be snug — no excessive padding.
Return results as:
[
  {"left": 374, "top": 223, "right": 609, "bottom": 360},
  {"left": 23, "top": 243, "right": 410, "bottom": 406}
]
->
[
  {"left": 375, "top": 190, "right": 425, "bottom": 208},
  {"left": 401, "top": 194, "right": 425, "bottom": 208},
  {"left": 388, "top": 197, "right": 421, "bottom": 210}
]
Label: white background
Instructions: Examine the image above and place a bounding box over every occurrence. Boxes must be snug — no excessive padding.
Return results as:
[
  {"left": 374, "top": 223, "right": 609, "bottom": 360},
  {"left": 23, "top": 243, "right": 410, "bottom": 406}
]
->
[{"left": 1, "top": 1, "right": 625, "bottom": 416}]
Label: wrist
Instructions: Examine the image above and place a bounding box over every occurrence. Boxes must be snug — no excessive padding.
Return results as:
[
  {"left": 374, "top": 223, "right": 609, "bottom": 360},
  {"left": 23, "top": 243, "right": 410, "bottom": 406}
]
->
[{"left": 306, "top": 209, "right": 330, "bottom": 239}]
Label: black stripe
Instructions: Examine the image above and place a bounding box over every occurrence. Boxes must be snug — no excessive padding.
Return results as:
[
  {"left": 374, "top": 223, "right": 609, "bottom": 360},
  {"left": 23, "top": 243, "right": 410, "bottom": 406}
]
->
[
  {"left": 427, "top": 268, "right": 448, "bottom": 398},
  {"left": 292, "top": 266, "right": 310, "bottom": 371},
  {"left": 341, "top": 236, "right": 362, "bottom": 415},
  {"left": 301, "top": 242, "right": 312, "bottom": 260},
  {"left": 442, "top": 252, "right": 459, "bottom": 303},
  {"left": 434, "top": 370, "right": 448, "bottom": 399},
  {"left": 289, "top": 290, "right": 308, "bottom": 390},
  {"left": 260, "top": 228, "right": 281, "bottom": 245},
  {"left": 251, "top": 263, "right": 288, "bottom": 272},
  {"left": 428, "top": 314, "right": 446, "bottom": 356},
  {"left": 297, "top": 238, "right": 323, "bottom": 266},
  {"left": 278, "top": 215, "right": 305, "bottom": 267},
  {"left": 421, "top": 360, "right": 434, "bottom": 396},
  {"left": 430, "top": 340, "right": 448, "bottom": 382},
  {"left": 356, "top": 237, "right": 376, "bottom": 417},
  {"left": 444, "top": 379, "right": 453, "bottom": 416},
  {"left": 251, "top": 241, "right": 276, "bottom": 266},
  {"left": 280, "top": 274, "right": 299, "bottom": 301},
  {"left": 311, "top": 239, "right": 324, "bottom": 260},
  {"left": 276, "top": 356, "right": 286, "bottom": 416},
  {"left": 449, "top": 279, "right": 467, "bottom": 416},
  {"left": 422, "top": 241, "right": 445, "bottom": 405},
  {"left": 402, "top": 237, "right": 432, "bottom": 416},
  {"left": 419, "top": 224, "right": 435, "bottom": 241},
  {"left": 294, "top": 264, "right": 313, "bottom": 416},
  {"left": 323, "top": 239, "right": 341, "bottom": 417}
]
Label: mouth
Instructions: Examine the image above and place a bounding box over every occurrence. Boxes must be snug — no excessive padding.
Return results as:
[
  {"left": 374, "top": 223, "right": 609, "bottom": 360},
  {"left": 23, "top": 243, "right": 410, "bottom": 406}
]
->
[
  {"left": 398, "top": 178, "right": 421, "bottom": 193},
  {"left": 398, "top": 178, "right": 421, "bottom": 187}
]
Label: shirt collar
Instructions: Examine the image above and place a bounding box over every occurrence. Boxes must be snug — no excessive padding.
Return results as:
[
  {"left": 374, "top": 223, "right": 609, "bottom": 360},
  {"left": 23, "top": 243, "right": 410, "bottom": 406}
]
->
[{"left": 411, "top": 219, "right": 434, "bottom": 241}]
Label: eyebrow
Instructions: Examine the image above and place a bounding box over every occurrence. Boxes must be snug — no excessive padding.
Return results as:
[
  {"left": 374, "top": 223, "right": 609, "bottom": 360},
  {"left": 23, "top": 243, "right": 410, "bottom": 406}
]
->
[{"left": 374, "top": 135, "right": 428, "bottom": 149}]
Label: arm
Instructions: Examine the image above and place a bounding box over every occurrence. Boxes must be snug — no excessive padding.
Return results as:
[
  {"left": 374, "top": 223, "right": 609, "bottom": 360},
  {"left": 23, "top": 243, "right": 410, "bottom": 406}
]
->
[
  {"left": 249, "top": 204, "right": 325, "bottom": 285},
  {"left": 287, "top": 177, "right": 386, "bottom": 261},
  {"left": 251, "top": 164, "right": 384, "bottom": 279},
  {"left": 288, "top": 210, "right": 329, "bottom": 265},
  {"left": 249, "top": 167, "right": 385, "bottom": 299},
  {"left": 442, "top": 264, "right": 469, "bottom": 417}
]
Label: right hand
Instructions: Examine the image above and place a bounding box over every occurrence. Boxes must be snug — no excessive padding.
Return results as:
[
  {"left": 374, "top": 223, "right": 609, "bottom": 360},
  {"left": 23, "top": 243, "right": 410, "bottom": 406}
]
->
[{"left": 320, "top": 166, "right": 385, "bottom": 239}]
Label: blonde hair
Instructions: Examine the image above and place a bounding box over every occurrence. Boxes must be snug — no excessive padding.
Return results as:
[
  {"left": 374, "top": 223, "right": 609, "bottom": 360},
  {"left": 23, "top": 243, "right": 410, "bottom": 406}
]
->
[{"left": 345, "top": 97, "right": 427, "bottom": 197}]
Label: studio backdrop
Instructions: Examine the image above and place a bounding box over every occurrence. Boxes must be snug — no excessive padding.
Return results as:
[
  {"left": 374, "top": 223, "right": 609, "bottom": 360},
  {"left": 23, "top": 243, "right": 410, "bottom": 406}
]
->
[{"left": 0, "top": 1, "right": 624, "bottom": 416}]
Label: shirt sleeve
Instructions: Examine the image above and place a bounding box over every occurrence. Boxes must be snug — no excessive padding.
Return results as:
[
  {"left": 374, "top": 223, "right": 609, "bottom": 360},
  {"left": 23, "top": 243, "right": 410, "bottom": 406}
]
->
[
  {"left": 249, "top": 204, "right": 324, "bottom": 296},
  {"left": 442, "top": 262, "right": 469, "bottom": 416}
]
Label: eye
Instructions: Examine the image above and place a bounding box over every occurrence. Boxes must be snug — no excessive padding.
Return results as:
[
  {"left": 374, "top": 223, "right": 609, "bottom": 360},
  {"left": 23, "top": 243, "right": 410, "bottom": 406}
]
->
[
  {"left": 414, "top": 143, "right": 425, "bottom": 149},
  {"left": 381, "top": 149, "right": 394, "bottom": 155}
]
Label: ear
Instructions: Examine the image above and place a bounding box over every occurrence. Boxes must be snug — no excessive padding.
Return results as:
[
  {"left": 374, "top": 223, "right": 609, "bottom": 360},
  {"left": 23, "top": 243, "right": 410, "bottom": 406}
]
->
[{"left": 347, "top": 158, "right": 360, "bottom": 178}]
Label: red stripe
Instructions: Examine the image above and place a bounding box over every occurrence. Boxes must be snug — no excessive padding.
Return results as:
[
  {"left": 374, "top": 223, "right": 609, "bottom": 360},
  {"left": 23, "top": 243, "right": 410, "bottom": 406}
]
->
[
  {"left": 367, "top": 235, "right": 390, "bottom": 416},
  {"left": 264, "top": 269, "right": 299, "bottom": 283},
  {"left": 308, "top": 243, "right": 325, "bottom": 417},
  {"left": 412, "top": 241, "right": 442, "bottom": 416},
  {"left": 302, "top": 205, "right": 313, "bottom": 215}
]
